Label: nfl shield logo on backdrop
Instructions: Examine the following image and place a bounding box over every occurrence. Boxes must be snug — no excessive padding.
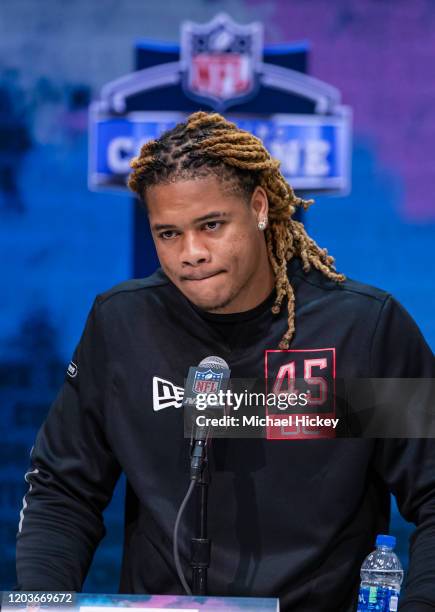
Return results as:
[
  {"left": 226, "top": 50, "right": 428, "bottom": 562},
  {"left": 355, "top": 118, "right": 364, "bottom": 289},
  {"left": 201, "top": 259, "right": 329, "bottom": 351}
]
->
[
  {"left": 181, "top": 13, "right": 263, "bottom": 111},
  {"left": 193, "top": 368, "right": 224, "bottom": 394}
]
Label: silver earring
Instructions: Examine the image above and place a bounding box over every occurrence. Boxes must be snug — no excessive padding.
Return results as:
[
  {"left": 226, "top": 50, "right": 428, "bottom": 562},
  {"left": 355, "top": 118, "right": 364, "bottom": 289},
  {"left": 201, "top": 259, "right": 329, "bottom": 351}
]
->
[{"left": 258, "top": 218, "right": 267, "bottom": 231}]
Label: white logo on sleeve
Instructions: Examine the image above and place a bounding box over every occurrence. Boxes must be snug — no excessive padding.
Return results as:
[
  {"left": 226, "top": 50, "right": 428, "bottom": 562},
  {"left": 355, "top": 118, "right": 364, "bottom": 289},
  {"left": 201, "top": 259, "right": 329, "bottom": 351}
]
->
[
  {"left": 67, "top": 361, "right": 78, "bottom": 378},
  {"left": 153, "top": 376, "right": 184, "bottom": 411}
]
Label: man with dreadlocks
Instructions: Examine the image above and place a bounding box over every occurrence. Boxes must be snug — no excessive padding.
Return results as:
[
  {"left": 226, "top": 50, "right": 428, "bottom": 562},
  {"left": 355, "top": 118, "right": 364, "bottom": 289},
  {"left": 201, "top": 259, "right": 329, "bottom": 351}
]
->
[
  {"left": 16, "top": 112, "right": 435, "bottom": 612},
  {"left": 128, "top": 111, "right": 344, "bottom": 351}
]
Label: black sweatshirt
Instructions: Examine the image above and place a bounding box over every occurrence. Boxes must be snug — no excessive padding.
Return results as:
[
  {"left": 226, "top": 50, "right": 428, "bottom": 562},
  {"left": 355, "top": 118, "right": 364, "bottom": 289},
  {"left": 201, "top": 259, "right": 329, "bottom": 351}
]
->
[{"left": 15, "top": 258, "right": 435, "bottom": 611}]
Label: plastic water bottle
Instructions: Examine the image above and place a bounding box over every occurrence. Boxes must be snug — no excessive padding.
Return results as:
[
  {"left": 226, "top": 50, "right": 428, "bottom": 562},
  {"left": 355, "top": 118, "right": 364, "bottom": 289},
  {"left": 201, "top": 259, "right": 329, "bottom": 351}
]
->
[{"left": 357, "top": 534, "right": 404, "bottom": 611}]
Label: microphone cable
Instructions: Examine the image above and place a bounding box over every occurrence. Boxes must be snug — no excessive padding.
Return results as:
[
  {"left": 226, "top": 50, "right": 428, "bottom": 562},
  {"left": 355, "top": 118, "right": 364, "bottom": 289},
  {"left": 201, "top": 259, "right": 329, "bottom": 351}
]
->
[{"left": 173, "top": 479, "right": 196, "bottom": 595}]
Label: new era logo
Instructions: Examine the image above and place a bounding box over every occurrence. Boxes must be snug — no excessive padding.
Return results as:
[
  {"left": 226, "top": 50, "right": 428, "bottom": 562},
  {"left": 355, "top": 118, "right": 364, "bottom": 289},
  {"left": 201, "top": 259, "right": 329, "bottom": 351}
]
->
[
  {"left": 153, "top": 376, "right": 184, "bottom": 411},
  {"left": 67, "top": 361, "right": 78, "bottom": 378}
]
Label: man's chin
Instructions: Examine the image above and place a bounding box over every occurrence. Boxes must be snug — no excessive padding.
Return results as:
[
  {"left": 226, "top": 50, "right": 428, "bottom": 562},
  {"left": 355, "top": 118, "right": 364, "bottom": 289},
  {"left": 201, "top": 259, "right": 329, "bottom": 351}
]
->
[
  {"left": 189, "top": 295, "right": 230, "bottom": 312},
  {"left": 182, "top": 288, "right": 234, "bottom": 312}
]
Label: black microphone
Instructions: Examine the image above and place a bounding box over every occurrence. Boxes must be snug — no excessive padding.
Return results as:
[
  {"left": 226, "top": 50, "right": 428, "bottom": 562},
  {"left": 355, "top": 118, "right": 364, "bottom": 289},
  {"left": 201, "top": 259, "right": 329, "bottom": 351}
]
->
[{"left": 183, "top": 355, "right": 230, "bottom": 481}]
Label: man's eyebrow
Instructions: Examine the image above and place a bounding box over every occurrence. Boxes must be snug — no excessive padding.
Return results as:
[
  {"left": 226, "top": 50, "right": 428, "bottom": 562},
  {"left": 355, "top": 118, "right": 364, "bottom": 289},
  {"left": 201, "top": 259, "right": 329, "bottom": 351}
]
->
[
  {"left": 194, "top": 211, "right": 229, "bottom": 223},
  {"left": 152, "top": 222, "right": 178, "bottom": 231},
  {"left": 152, "top": 212, "right": 229, "bottom": 231}
]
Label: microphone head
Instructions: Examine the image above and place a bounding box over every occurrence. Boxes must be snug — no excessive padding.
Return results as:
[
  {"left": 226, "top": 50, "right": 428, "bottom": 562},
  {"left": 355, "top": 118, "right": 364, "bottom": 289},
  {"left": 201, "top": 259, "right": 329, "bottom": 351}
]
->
[{"left": 199, "top": 355, "right": 230, "bottom": 371}]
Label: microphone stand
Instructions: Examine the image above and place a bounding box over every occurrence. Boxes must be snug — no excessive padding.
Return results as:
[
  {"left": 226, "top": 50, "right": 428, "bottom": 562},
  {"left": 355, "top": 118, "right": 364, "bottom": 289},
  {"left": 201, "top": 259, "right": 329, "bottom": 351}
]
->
[
  {"left": 190, "top": 439, "right": 211, "bottom": 595},
  {"left": 179, "top": 357, "right": 230, "bottom": 596}
]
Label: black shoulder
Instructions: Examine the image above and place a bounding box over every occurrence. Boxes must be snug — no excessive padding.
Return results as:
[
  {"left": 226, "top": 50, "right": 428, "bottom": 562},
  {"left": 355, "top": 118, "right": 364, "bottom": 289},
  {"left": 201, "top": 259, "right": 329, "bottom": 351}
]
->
[
  {"left": 290, "top": 257, "right": 390, "bottom": 305},
  {"left": 334, "top": 276, "right": 390, "bottom": 304},
  {"left": 96, "top": 268, "right": 169, "bottom": 306}
]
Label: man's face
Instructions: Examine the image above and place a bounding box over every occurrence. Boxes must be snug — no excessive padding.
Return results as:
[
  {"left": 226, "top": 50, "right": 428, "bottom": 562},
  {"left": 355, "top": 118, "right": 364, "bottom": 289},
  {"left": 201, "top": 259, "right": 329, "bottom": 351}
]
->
[{"left": 146, "top": 175, "right": 273, "bottom": 313}]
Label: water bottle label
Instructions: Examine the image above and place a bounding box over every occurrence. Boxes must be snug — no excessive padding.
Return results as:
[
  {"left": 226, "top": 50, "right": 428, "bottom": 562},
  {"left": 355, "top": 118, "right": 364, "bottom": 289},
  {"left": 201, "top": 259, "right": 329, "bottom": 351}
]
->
[{"left": 357, "top": 586, "right": 400, "bottom": 611}]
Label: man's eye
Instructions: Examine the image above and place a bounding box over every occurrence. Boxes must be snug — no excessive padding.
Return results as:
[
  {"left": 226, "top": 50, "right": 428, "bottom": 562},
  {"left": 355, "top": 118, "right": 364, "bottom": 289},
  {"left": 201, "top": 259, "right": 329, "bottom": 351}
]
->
[
  {"left": 159, "top": 230, "right": 178, "bottom": 240},
  {"left": 204, "top": 221, "right": 222, "bottom": 231}
]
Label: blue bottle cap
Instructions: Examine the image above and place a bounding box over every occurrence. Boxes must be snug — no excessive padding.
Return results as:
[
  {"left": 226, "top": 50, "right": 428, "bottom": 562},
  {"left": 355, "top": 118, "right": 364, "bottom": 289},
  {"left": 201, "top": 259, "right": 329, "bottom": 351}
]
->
[{"left": 376, "top": 534, "right": 396, "bottom": 548}]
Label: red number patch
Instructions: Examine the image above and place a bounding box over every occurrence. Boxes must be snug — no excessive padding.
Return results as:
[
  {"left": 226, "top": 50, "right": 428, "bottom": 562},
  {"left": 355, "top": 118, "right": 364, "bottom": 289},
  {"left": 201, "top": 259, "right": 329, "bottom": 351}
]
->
[{"left": 265, "top": 348, "right": 336, "bottom": 440}]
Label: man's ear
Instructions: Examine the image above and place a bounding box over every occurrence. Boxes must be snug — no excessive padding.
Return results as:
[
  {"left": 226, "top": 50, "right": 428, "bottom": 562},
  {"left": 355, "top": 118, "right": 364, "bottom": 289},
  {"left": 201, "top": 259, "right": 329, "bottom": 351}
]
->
[{"left": 250, "top": 186, "right": 269, "bottom": 220}]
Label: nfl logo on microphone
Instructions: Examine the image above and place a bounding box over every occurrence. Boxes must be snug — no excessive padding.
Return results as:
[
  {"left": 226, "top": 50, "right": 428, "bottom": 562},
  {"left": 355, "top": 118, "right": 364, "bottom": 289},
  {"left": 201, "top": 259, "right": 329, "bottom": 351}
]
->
[{"left": 193, "top": 369, "right": 224, "bottom": 394}]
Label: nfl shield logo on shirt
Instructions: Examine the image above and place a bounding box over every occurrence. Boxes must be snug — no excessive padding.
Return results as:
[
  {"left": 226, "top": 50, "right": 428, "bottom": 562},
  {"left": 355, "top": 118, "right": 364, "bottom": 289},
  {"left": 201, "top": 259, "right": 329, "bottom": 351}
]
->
[
  {"left": 193, "top": 368, "right": 224, "bottom": 394},
  {"left": 180, "top": 13, "right": 263, "bottom": 111}
]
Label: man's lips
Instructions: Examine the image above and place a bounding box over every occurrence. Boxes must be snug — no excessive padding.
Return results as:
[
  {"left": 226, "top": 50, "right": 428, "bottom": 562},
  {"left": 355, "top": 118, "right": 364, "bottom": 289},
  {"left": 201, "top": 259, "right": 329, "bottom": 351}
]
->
[{"left": 181, "top": 271, "right": 225, "bottom": 281}]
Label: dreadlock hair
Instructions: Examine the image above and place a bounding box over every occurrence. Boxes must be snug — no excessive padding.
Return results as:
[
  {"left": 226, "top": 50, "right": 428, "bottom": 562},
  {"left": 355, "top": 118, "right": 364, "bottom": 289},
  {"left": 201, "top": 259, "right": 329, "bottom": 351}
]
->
[{"left": 128, "top": 111, "right": 345, "bottom": 349}]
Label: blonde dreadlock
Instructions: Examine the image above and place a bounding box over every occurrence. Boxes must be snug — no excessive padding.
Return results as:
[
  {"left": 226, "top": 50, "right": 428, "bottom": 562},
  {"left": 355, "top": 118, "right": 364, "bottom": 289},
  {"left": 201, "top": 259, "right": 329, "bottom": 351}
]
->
[{"left": 128, "top": 111, "right": 345, "bottom": 349}]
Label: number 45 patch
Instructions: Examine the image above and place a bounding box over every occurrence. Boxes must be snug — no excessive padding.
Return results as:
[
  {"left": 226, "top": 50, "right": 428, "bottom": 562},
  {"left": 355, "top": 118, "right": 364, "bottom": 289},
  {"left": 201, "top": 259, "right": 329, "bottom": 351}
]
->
[{"left": 265, "top": 348, "right": 336, "bottom": 440}]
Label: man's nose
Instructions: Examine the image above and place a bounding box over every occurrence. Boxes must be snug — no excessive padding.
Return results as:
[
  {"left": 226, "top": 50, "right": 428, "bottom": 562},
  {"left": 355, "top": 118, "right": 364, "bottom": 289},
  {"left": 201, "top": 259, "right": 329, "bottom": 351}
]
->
[{"left": 181, "top": 232, "right": 211, "bottom": 266}]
